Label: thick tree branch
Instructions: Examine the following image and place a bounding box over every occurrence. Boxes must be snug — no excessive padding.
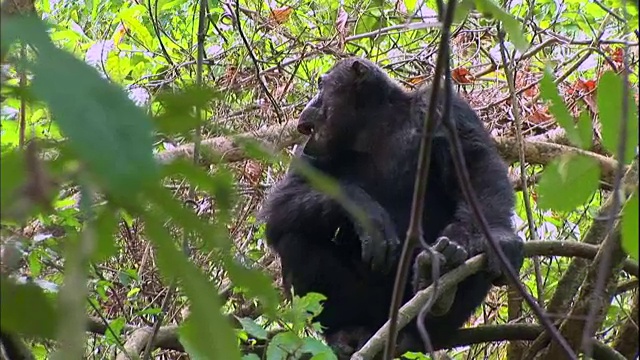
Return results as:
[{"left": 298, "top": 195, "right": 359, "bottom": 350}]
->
[{"left": 154, "top": 120, "right": 624, "bottom": 187}]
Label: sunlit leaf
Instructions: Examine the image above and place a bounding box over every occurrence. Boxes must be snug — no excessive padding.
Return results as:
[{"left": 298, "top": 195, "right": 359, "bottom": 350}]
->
[
  {"left": 117, "top": 6, "right": 154, "bottom": 48},
  {"left": 104, "top": 317, "right": 126, "bottom": 345},
  {"left": 539, "top": 68, "right": 585, "bottom": 148},
  {"left": 597, "top": 70, "right": 639, "bottom": 164},
  {"left": 536, "top": 154, "right": 600, "bottom": 211},
  {"left": 1, "top": 16, "right": 159, "bottom": 203}
]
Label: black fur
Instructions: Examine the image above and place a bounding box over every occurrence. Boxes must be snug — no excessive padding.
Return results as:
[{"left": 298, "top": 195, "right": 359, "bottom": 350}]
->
[{"left": 259, "top": 57, "right": 524, "bottom": 358}]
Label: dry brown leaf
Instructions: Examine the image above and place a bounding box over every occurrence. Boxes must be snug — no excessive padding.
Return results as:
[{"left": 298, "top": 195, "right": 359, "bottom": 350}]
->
[
  {"left": 270, "top": 6, "right": 293, "bottom": 24},
  {"left": 523, "top": 84, "right": 539, "bottom": 99},
  {"left": 335, "top": 6, "right": 349, "bottom": 49},
  {"left": 528, "top": 105, "right": 553, "bottom": 124},
  {"left": 452, "top": 67, "right": 474, "bottom": 84},
  {"left": 243, "top": 160, "right": 263, "bottom": 186},
  {"left": 407, "top": 75, "right": 428, "bottom": 85}
]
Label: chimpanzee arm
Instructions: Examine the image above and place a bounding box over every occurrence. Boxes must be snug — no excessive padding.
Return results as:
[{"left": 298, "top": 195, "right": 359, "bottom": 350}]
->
[
  {"left": 259, "top": 171, "right": 400, "bottom": 272},
  {"left": 437, "top": 100, "right": 524, "bottom": 283}
]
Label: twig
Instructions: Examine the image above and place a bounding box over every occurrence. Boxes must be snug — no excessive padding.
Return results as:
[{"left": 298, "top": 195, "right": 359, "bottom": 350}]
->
[
  {"left": 497, "top": 25, "right": 545, "bottom": 307},
  {"left": 234, "top": 0, "right": 284, "bottom": 123}
]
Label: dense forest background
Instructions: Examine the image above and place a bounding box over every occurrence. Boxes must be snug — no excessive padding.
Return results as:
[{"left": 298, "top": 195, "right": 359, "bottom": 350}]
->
[{"left": 0, "top": 0, "right": 638, "bottom": 359}]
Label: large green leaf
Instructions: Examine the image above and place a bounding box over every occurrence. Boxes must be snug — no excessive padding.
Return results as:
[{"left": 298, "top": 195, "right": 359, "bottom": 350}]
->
[
  {"left": 597, "top": 71, "right": 639, "bottom": 164},
  {"left": 0, "top": 279, "right": 58, "bottom": 339},
  {"left": 1, "top": 16, "right": 159, "bottom": 203},
  {"left": 144, "top": 211, "right": 241, "bottom": 360},
  {"left": 225, "top": 259, "right": 280, "bottom": 317},
  {"left": 539, "top": 69, "right": 586, "bottom": 149},
  {"left": 536, "top": 154, "right": 600, "bottom": 211}
]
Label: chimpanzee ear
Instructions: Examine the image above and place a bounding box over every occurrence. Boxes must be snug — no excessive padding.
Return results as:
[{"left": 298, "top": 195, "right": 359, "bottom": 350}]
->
[{"left": 351, "top": 59, "right": 369, "bottom": 77}]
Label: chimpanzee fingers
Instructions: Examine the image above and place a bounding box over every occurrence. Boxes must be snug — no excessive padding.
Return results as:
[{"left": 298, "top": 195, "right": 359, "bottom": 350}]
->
[
  {"left": 412, "top": 248, "right": 447, "bottom": 292},
  {"left": 360, "top": 213, "right": 401, "bottom": 273},
  {"left": 382, "top": 224, "right": 401, "bottom": 272},
  {"left": 434, "top": 236, "right": 468, "bottom": 269},
  {"left": 357, "top": 227, "right": 388, "bottom": 273},
  {"left": 358, "top": 229, "right": 375, "bottom": 267},
  {"left": 433, "top": 237, "right": 450, "bottom": 253},
  {"left": 485, "top": 235, "right": 525, "bottom": 286},
  {"left": 481, "top": 239, "right": 506, "bottom": 283}
]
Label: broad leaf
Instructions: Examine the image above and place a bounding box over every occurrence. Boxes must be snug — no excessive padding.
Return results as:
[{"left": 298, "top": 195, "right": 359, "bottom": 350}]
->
[
  {"left": 597, "top": 71, "right": 639, "bottom": 164},
  {"left": 539, "top": 69, "right": 585, "bottom": 148},
  {"left": 0, "top": 279, "right": 58, "bottom": 339},
  {"left": 537, "top": 154, "right": 600, "bottom": 211},
  {"left": 1, "top": 16, "right": 159, "bottom": 203}
]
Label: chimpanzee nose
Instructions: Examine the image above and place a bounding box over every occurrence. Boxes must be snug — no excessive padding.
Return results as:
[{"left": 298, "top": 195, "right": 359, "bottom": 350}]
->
[{"left": 297, "top": 122, "right": 314, "bottom": 135}]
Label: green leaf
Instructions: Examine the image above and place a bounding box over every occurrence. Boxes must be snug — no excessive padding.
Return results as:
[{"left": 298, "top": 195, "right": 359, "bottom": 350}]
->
[
  {"left": 0, "top": 279, "right": 58, "bottom": 339},
  {"left": 404, "top": 0, "right": 418, "bottom": 12},
  {"left": 144, "top": 211, "right": 241, "bottom": 360},
  {"left": 266, "top": 332, "right": 303, "bottom": 360},
  {"left": 237, "top": 317, "right": 269, "bottom": 340},
  {"left": 117, "top": 6, "right": 154, "bottom": 48},
  {"left": 28, "top": 251, "right": 43, "bottom": 277},
  {"left": 454, "top": 0, "right": 476, "bottom": 23},
  {"left": 144, "top": 185, "right": 230, "bottom": 250},
  {"left": 92, "top": 208, "right": 118, "bottom": 263},
  {"left": 154, "top": 86, "right": 222, "bottom": 136},
  {"left": 242, "top": 355, "right": 261, "bottom": 360},
  {"left": 104, "top": 317, "right": 126, "bottom": 345},
  {"left": 539, "top": 69, "right": 585, "bottom": 148},
  {"left": 597, "top": 71, "right": 639, "bottom": 164},
  {"left": 126, "top": 287, "right": 141, "bottom": 298},
  {"left": 474, "top": 0, "right": 528, "bottom": 51},
  {"left": 225, "top": 260, "right": 280, "bottom": 317},
  {"left": 622, "top": 191, "right": 639, "bottom": 261},
  {"left": 302, "top": 338, "right": 338, "bottom": 360},
  {"left": 280, "top": 293, "right": 327, "bottom": 332},
  {"left": 536, "top": 154, "right": 600, "bottom": 211},
  {"left": 576, "top": 109, "right": 593, "bottom": 150},
  {"left": 1, "top": 16, "right": 159, "bottom": 202},
  {"left": 0, "top": 148, "right": 26, "bottom": 218}
]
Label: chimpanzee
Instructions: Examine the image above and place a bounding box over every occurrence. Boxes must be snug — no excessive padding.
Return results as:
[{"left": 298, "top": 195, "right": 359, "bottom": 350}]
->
[{"left": 258, "top": 57, "right": 524, "bottom": 358}]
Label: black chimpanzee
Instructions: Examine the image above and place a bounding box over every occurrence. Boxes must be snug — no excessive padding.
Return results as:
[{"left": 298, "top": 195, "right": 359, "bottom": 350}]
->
[{"left": 258, "top": 57, "right": 524, "bottom": 358}]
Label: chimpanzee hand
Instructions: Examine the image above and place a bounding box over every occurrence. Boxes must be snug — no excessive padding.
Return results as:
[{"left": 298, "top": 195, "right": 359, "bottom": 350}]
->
[
  {"left": 353, "top": 205, "right": 401, "bottom": 273},
  {"left": 438, "top": 222, "right": 524, "bottom": 286},
  {"left": 412, "top": 237, "right": 468, "bottom": 315},
  {"left": 484, "top": 232, "right": 524, "bottom": 286}
]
